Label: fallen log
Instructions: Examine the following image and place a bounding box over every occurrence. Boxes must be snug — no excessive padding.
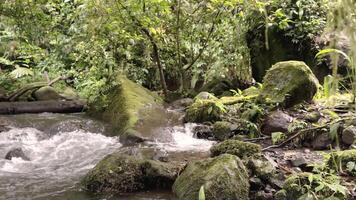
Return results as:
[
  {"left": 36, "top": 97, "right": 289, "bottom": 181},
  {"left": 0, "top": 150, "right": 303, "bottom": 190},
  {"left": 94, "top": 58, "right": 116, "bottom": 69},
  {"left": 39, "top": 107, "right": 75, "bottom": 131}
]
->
[{"left": 0, "top": 100, "right": 85, "bottom": 115}]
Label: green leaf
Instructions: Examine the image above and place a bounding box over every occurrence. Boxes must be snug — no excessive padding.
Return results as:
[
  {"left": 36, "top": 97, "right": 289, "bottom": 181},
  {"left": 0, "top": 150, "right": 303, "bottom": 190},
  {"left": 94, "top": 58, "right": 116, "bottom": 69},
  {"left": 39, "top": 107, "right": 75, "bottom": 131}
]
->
[
  {"left": 346, "top": 161, "right": 356, "bottom": 172},
  {"left": 199, "top": 185, "right": 205, "bottom": 200},
  {"left": 315, "top": 183, "right": 325, "bottom": 192},
  {"left": 207, "top": 107, "right": 213, "bottom": 114},
  {"left": 329, "top": 122, "right": 340, "bottom": 141},
  {"left": 9, "top": 66, "right": 34, "bottom": 79},
  {"left": 0, "top": 57, "right": 14, "bottom": 66},
  {"left": 316, "top": 49, "right": 351, "bottom": 63}
]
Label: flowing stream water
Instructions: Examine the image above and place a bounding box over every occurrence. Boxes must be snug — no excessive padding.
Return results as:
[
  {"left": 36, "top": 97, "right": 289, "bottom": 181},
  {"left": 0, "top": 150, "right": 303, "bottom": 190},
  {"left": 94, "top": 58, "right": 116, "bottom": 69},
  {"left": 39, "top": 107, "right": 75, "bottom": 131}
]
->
[{"left": 0, "top": 108, "right": 214, "bottom": 200}]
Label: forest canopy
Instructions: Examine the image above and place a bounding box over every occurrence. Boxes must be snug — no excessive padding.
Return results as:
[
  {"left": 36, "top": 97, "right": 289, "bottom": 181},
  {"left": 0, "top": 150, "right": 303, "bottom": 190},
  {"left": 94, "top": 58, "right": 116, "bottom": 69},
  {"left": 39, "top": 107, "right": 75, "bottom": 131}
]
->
[{"left": 0, "top": 0, "right": 355, "bottom": 106}]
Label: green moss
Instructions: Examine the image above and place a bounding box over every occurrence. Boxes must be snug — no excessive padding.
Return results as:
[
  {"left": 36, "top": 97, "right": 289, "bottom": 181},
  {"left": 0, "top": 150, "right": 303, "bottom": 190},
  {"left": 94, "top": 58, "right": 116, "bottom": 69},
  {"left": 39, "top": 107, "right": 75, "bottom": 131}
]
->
[
  {"left": 172, "top": 154, "right": 249, "bottom": 200},
  {"left": 82, "top": 153, "right": 180, "bottom": 194},
  {"left": 210, "top": 140, "right": 261, "bottom": 159},
  {"left": 82, "top": 154, "right": 144, "bottom": 193},
  {"left": 274, "top": 189, "right": 287, "bottom": 200},
  {"left": 185, "top": 99, "right": 224, "bottom": 123},
  {"left": 247, "top": 156, "right": 276, "bottom": 181},
  {"left": 328, "top": 150, "right": 356, "bottom": 176},
  {"left": 213, "top": 121, "right": 233, "bottom": 141},
  {"left": 258, "top": 61, "right": 319, "bottom": 107},
  {"left": 101, "top": 75, "right": 163, "bottom": 135}
]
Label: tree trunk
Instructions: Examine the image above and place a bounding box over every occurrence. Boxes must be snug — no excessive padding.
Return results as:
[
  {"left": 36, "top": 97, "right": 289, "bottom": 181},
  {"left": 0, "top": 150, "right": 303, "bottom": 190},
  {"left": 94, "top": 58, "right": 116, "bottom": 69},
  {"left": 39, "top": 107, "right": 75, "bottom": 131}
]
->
[{"left": 0, "top": 100, "right": 85, "bottom": 115}]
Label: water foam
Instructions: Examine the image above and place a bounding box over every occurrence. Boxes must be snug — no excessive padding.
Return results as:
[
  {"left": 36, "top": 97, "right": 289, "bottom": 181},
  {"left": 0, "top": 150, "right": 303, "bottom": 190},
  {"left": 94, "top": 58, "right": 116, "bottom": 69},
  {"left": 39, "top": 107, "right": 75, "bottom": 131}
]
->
[{"left": 146, "top": 123, "right": 215, "bottom": 152}]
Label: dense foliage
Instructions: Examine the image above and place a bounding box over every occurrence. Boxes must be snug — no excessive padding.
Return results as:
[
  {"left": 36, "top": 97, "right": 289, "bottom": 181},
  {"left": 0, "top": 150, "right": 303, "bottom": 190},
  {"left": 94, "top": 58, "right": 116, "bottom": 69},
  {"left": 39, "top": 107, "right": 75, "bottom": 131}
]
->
[{"left": 0, "top": 0, "right": 354, "bottom": 105}]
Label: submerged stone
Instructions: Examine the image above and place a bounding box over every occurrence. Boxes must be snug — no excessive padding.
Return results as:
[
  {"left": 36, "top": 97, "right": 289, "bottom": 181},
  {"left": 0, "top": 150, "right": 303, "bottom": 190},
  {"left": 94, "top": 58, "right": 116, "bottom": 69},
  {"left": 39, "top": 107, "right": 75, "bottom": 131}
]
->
[
  {"left": 82, "top": 154, "right": 180, "bottom": 194},
  {"left": 5, "top": 148, "right": 30, "bottom": 161},
  {"left": 172, "top": 154, "right": 249, "bottom": 200},
  {"left": 210, "top": 140, "right": 261, "bottom": 159},
  {"left": 258, "top": 61, "right": 319, "bottom": 107}
]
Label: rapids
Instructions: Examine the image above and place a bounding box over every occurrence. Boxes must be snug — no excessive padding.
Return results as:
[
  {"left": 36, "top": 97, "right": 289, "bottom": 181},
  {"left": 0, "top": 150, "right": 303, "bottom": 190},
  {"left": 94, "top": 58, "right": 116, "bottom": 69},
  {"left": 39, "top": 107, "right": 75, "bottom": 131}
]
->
[{"left": 0, "top": 112, "right": 214, "bottom": 200}]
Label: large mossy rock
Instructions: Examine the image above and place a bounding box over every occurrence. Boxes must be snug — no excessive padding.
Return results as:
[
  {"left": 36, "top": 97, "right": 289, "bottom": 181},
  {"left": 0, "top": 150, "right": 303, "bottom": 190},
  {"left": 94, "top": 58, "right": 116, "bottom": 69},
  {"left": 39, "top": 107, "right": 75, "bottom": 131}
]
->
[
  {"left": 34, "top": 86, "right": 62, "bottom": 101},
  {"left": 100, "top": 75, "right": 163, "bottom": 138},
  {"left": 172, "top": 154, "right": 250, "bottom": 200},
  {"left": 258, "top": 61, "right": 319, "bottom": 107},
  {"left": 210, "top": 140, "right": 261, "bottom": 159},
  {"left": 82, "top": 154, "right": 180, "bottom": 194}
]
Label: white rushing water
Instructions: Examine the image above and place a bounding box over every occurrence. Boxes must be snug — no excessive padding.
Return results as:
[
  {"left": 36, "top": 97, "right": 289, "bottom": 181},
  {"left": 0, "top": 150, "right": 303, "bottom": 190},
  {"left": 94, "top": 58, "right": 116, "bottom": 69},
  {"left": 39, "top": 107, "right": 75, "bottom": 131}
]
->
[
  {"left": 146, "top": 123, "right": 215, "bottom": 152},
  {"left": 0, "top": 126, "right": 121, "bottom": 200},
  {"left": 0, "top": 113, "right": 214, "bottom": 200}
]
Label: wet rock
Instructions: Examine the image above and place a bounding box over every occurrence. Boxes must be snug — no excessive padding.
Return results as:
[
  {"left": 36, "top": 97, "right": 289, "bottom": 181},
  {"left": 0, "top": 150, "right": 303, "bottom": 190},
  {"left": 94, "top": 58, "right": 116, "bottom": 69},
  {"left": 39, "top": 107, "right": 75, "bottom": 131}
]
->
[
  {"left": 169, "top": 98, "right": 194, "bottom": 109},
  {"left": 194, "top": 91, "right": 218, "bottom": 100},
  {"left": 304, "top": 111, "right": 321, "bottom": 123},
  {"left": 34, "top": 86, "right": 63, "bottom": 101},
  {"left": 210, "top": 140, "right": 261, "bottom": 159},
  {"left": 0, "top": 125, "right": 10, "bottom": 133},
  {"left": 312, "top": 133, "right": 332, "bottom": 150},
  {"left": 48, "top": 119, "right": 106, "bottom": 135},
  {"left": 289, "top": 157, "right": 307, "bottom": 168},
  {"left": 269, "top": 175, "right": 285, "bottom": 189},
  {"left": 342, "top": 125, "right": 356, "bottom": 145},
  {"left": 0, "top": 116, "right": 16, "bottom": 127},
  {"left": 172, "top": 154, "right": 250, "bottom": 200},
  {"left": 249, "top": 177, "right": 264, "bottom": 190},
  {"left": 258, "top": 61, "right": 319, "bottom": 107},
  {"left": 212, "top": 121, "right": 238, "bottom": 141},
  {"left": 192, "top": 124, "right": 213, "bottom": 140},
  {"left": 5, "top": 148, "right": 30, "bottom": 161},
  {"left": 255, "top": 190, "right": 274, "bottom": 200},
  {"left": 120, "top": 129, "right": 147, "bottom": 144},
  {"left": 262, "top": 111, "right": 293, "bottom": 135},
  {"left": 248, "top": 156, "right": 276, "bottom": 181},
  {"left": 82, "top": 154, "right": 181, "bottom": 194}
]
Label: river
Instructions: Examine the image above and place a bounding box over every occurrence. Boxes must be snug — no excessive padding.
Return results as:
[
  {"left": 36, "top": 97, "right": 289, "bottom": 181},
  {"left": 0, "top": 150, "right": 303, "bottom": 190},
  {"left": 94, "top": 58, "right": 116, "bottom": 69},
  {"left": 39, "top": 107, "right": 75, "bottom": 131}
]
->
[{"left": 0, "top": 109, "right": 214, "bottom": 200}]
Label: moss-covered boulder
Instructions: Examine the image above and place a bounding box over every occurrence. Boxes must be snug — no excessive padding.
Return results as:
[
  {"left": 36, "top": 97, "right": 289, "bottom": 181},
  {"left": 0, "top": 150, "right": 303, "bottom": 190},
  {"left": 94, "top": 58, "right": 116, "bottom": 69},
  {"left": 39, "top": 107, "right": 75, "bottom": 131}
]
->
[
  {"left": 210, "top": 140, "right": 261, "bottom": 159},
  {"left": 278, "top": 172, "right": 349, "bottom": 200},
  {"left": 327, "top": 150, "right": 356, "bottom": 176},
  {"left": 258, "top": 61, "right": 319, "bottom": 107},
  {"left": 212, "top": 121, "right": 237, "bottom": 141},
  {"left": 34, "top": 86, "right": 63, "bottom": 101},
  {"left": 172, "top": 154, "right": 249, "bottom": 200},
  {"left": 82, "top": 154, "right": 180, "bottom": 194},
  {"left": 100, "top": 75, "right": 163, "bottom": 139},
  {"left": 248, "top": 156, "right": 276, "bottom": 181},
  {"left": 184, "top": 99, "right": 224, "bottom": 123}
]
